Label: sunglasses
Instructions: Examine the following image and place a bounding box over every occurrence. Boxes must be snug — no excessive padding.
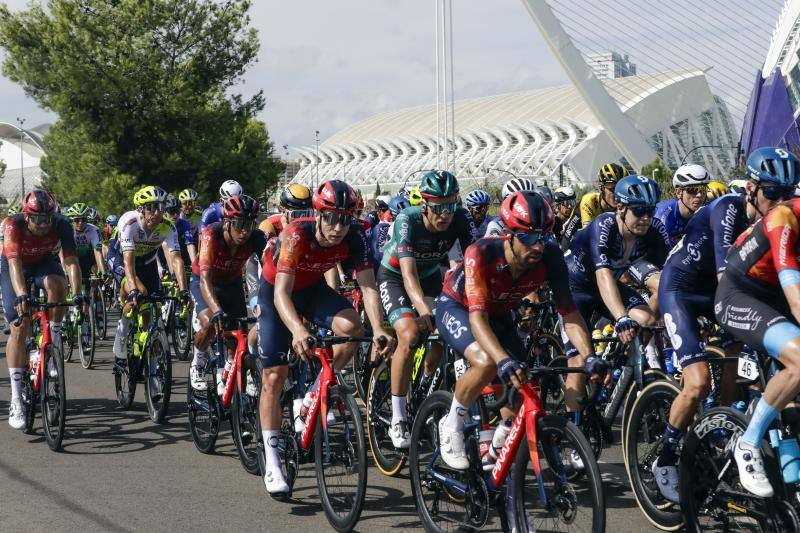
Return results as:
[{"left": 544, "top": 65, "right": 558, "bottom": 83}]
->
[
  {"left": 629, "top": 206, "right": 656, "bottom": 218},
  {"left": 182, "top": 201, "right": 196, "bottom": 208},
  {"left": 143, "top": 202, "right": 164, "bottom": 212},
  {"left": 28, "top": 214, "right": 52, "bottom": 226},
  {"left": 680, "top": 185, "right": 708, "bottom": 197},
  {"left": 470, "top": 204, "right": 489, "bottom": 212},
  {"left": 515, "top": 232, "right": 549, "bottom": 245},
  {"left": 426, "top": 201, "right": 459, "bottom": 215},
  {"left": 321, "top": 211, "right": 353, "bottom": 227},
  {"left": 760, "top": 185, "right": 795, "bottom": 201},
  {"left": 288, "top": 209, "right": 313, "bottom": 220},
  {"left": 228, "top": 217, "right": 257, "bottom": 231}
]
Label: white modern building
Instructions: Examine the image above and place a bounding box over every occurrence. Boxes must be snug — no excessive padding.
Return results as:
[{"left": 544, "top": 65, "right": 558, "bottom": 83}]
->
[
  {"left": 762, "top": 0, "right": 800, "bottom": 113},
  {"left": 294, "top": 69, "right": 738, "bottom": 191},
  {"left": 0, "top": 122, "right": 49, "bottom": 203},
  {"left": 586, "top": 52, "right": 637, "bottom": 80}
]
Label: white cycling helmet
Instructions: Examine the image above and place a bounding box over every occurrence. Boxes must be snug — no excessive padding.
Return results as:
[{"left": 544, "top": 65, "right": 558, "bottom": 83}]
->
[
  {"left": 501, "top": 177, "right": 534, "bottom": 199},
  {"left": 673, "top": 164, "right": 711, "bottom": 188},
  {"left": 553, "top": 186, "right": 576, "bottom": 202},
  {"left": 219, "top": 179, "right": 243, "bottom": 200}
]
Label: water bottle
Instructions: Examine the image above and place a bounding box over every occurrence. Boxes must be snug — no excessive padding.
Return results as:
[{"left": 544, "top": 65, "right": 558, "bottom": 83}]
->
[
  {"left": 222, "top": 358, "right": 233, "bottom": 382},
  {"left": 29, "top": 347, "right": 40, "bottom": 374},
  {"left": 489, "top": 419, "right": 513, "bottom": 460},
  {"left": 769, "top": 429, "right": 800, "bottom": 484},
  {"left": 612, "top": 368, "right": 622, "bottom": 382},
  {"left": 663, "top": 348, "right": 675, "bottom": 374},
  {"left": 479, "top": 427, "right": 495, "bottom": 471},
  {"left": 592, "top": 329, "right": 604, "bottom": 356}
]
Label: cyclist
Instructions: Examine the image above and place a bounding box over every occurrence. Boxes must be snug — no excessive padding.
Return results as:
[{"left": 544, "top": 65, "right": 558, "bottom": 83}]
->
[
  {"left": 266, "top": 184, "right": 314, "bottom": 237},
  {"left": 257, "top": 179, "right": 393, "bottom": 494},
  {"left": 706, "top": 181, "right": 728, "bottom": 202},
  {"left": 713, "top": 147, "right": 800, "bottom": 498},
  {"left": 654, "top": 164, "right": 710, "bottom": 245},
  {"left": 2, "top": 190, "right": 84, "bottom": 429},
  {"left": 567, "top": 176, "right": 668, "bottom": 359},
  {"left": 484, "top": 177, "right": 535, "bottom": 236},
  {"left": 201, "top": 180, "right": 243, "bottom": 230},
  {"left": 579, "top": 162, "right": 628, "bottom": 228},
  {"left": 102, "top": 214, "right": 118, "bottom": 259},
  {"left": 178, "top": 188, "right": 203, "bottom": 239},
  {"left": 378, "top": 170, "right": 474, "bottom": 448},
  {"left": 162, "top": 194, "right": 197, "bottom": 272},
  {"left": 0, "top": 204, "right": 21, "bottom": 334},
  {"left": 189, "top": 194, "right": 265, "bottom": 391},
  {"left": 435, "top": 190, "right": 601, "bottom": 469},
  {"left": 108, "top": 186, "right": 189, "bottom": 365},
  {"left": 367, "top": 195, "right": 406, "bottom": 270},
  {"left": 464, "top": 189, "right": 495, "bottom": 238},
  {"left": 407, "top": 186, "right": 423, "bottom": 207},
  {"left": 552, "top": 185, "right": 580, "bottom": 249},
  {"left": 651, "top": 152, "right": 779, "bottom": 502}
]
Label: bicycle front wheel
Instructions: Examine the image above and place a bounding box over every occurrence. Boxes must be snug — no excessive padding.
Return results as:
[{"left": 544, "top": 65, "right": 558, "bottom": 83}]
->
[
  {"left": 41, "top": 345, "right": 67, "bottom": 451},
  {"left": 187, "top": 363, "right": 220, "bottom": 454},
  {"left": 231, "top": 355, "right": 262, "bottom": 475},
  {"left": 79, "top": 315, "right": 96, "bottom": 369},
  {"left": 144, "top": 334, "right": 172, "bottom": 423},
  {"left": 314, "top": 385, "right": 368, "bottom": 532},
  {"left": 94, "top": 288, "right": 108, "bottom": 341},
  {"left": 512, "top": 415, "right": 605, "bottom": 533},
  {"left": 366, "top": 360, "right": 407, "bottom": 476}
]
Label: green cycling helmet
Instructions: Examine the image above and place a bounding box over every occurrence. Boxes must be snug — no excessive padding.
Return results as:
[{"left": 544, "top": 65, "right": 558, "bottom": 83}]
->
[
  {"left": 418, "top": 170, "right": 459, "bottom": 199},
  {"left": 178, "top": 188, "right": 199, "bottom": 202},
  {"left": 66, "top": 202, "right": 91, "bottom": 218}
]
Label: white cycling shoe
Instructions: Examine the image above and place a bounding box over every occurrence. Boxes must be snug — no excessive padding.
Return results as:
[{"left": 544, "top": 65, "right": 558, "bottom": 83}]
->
[
  {"left": 651, "top": 459, "right": 680, "bottom": 503},
  {"left": 263, "top": 465, "right": 290, "bottom": 495},
  {"left": 438, "top": 418, "right": 469, "bottom": 470},
  {"left": 389, "top": 420, "right": 411, "bottom": 449},
  {"left": 733, "top": 439, "right": 774, "bottom": 498},
  {"left": 8, "top": 398, "right": 25, "bottom": 430},
  {"left": 189, "top": 365, "right": 207, "bottom": 392}
]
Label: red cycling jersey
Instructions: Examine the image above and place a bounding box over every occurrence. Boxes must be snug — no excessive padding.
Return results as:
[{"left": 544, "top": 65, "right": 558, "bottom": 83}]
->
[
  {"left": 443, "top": 237, "right": 576, "bottom": 317},
  {"left": 262, "top": 219, "right": 371, "bottom": 290},
  {"left": 726, "top": 197, "right": 800, "bottom": 296},
  {"left": 2, "top": 214, "right": 76, "bottom": 266},
  {"left": 192, "top": 222, "right": 266, "bottom": 284},
  {"left": 267, "top": 213, "right": 284, "bottom": 235}
]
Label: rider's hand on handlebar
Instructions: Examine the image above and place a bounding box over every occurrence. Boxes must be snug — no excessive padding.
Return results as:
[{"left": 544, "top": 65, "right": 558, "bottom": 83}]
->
[
  {"left": 583, "top": 355, "right": 609, "bottom": 382},
  {"left": 417, "top": 313, "right": 435, "bottom": 335},
  {"left": 180, "top": 290, "right": 192, "bottom": 309},
  {"left": 14, "top": 294, "right": 29, "bottom": 318},
  {"left": 210, "top": 310, "right": 226, "bottom": 336},
  {"left": 126, "top": 289, "right": 142, "bottom": 307},
  {"left": 614, "top": 315, "right": 639, "bottom": 344},
  {"left": 372, "top": 327, "right": 395, "bottom": 360},
  {"left": 497, "top": 358, "right": 526, "bottom": 391},
  {"left": 291, "top": 327, "right": 315, "bottom": 360}
]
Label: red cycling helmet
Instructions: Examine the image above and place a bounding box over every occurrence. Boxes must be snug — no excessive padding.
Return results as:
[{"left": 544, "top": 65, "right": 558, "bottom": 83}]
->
[
  {"left": 500, "top": 190, "right": 554, "bottom": 233},
  {"left": 222, "top": 194, "right": 260, "bottom": 220},
  {"left": 22, "top": 189, "right": 57, "bottom": 216},
  {"left": 312, "top": 180, "right": 357, "bottom": 213}
]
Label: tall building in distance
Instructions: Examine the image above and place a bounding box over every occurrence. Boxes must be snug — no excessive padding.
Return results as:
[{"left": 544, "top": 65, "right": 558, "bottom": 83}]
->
[{"left": 586, "top": 52, "right": 637, "bottom": 80}]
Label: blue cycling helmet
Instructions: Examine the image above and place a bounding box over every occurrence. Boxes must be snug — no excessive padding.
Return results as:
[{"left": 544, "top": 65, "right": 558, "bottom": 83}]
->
[
  {"left": 388, "top": 195, "right": 410, "bottom": 217},
  {"left": 105, "top": 214, "right": 119, "bottom": 227},
  {"left": 746, "top": 147, "right": 800, "bottom": 186},
  {"left": 465, "top": 189, "right": 491, "bottom": 207},
  {"left": 614, "top": 175, "right": 660, "bottom": 207}
]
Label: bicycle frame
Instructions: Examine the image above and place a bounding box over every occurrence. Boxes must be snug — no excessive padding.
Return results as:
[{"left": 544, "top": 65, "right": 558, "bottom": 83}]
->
[
  {"left": 29, "top": 307, "right": 54, "bottom": 394},
  {"left": 215, "top": 326, "right": 249, "bottom": 410},
  {"left": 300, "top": 344, "right": 336, "bottom": 451}
]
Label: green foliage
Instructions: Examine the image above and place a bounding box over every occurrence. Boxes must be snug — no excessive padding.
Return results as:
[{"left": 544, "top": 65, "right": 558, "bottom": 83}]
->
[
  {"left": 640, "top": 158, "right": 674, "bottom": 197},
  {"left": 0, "top": 0, "right": 283, "bottom": 213}
]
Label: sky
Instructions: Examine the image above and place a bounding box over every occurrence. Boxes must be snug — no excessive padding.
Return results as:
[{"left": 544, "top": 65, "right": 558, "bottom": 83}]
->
[{"left": 0, "top": 0, "right": 569, "bottom": 156}]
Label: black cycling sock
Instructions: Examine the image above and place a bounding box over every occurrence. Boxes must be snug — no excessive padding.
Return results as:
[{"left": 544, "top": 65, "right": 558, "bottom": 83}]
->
[{"left": 658, "top": 423, "right": 683, "bottom": 466}]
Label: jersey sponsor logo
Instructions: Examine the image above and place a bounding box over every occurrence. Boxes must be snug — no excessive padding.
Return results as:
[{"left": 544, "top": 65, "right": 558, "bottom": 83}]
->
[
  {"left": 663, "top": 313, "right": 682, "bottom": 350},
  {"left": 738, "top": 237, "right": 759, "bottom": 262},
  {"left": 441, "top": 310, "right": 468, "bottom": 339},
  {"left": 682, "top": 234, "right": 708, "bottom": 265},
  {"left": 779, "top": 224, "right": 792, "bottom": 268},
  {"left": 721, "top": 202, "right": 738, "bottom": 245},
  {"left": 721, "top": 304, "right": 762, "bottom": 331}
]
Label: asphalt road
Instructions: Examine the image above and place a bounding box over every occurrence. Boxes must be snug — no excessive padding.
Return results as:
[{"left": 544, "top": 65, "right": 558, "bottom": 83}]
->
[{"left": 0, "top": 315, "right": 659, "bottom": 533}]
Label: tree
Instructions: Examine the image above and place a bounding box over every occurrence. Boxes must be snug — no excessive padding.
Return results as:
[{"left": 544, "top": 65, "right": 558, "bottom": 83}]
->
[
  {"left": 640, "top": 158, "right": 674, "bottom": 199},
  {"left": 0, "top": 0, "right": 283, "bottom": 213}
]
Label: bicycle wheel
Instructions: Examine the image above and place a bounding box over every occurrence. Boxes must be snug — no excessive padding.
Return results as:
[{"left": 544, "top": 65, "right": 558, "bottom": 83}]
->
[
  {"left": 144, "top": 333, "right": 172, "bottom": 423},
  {"left": 63, "top": 317, "right": 75, "bottom": 362},
  {"left": 625, "top": 379, "right": 683, "bottom": 531},
  {"left": 94, "top": 288, "right": 107, "bottom": 341},
  {"left": 352, "top": 338, "right": 372, "bottom": 400},
  {"left": 260, "top": 393, "right": 300, "bottom": 500},
  {"left": 79, "top": 314, "right": 96, "bottom": 369},
  {"left": 172, "top": 305, "right": 192, "bottom": 362},
  {"left": 512, "top": 415, "right": 605, "bottom": 533},
  {"left": 114, "top": 335, "right": 138, "bottom": 410},
  {"left": 679, "top": 407, "right": 792, "bottom": 533},
  {"left": 409, "top": 390, "right": 489, "bottom": 533},
  {"left": 187, "top": 362, "right": 221, "bottom": 454},
  {"left": 22, "top": 370, "right": 37, "bottom": 434},
  {"left": 621, "top": 367, "right": 670, "bottom": 466},
  {"left": 314, "top": 385, "right": 368, "bottom": 532},
  {"left": 41, "top": 345, "right": 67, "bottom": 451},
  {"left": 232, "top": 355, "right": 262, "bottom": 475},
  {"left": 366, "top": 360, "right": 407, "bottom": 476}
]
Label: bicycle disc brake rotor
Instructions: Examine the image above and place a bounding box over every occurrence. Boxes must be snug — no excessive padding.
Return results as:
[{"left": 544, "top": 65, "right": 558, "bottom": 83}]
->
[{"left": 464, "top": 473, "right": 490, "bottom": 528}]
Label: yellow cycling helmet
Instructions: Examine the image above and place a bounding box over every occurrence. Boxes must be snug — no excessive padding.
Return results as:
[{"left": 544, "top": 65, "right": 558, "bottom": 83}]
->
[
  {"left": 728, "top": 179, "right": 747, "bottom": 194},
  {"left": 133, "top": 185, "right": 168, "bottom": 206},
  {"left": 280, "top": 183, "right": 312, "bottom": 210},
  {"left": 706, "top": 181, "right": 727, "bottom": 201},
  {"left": 408, "top": 186, "right": 423, "bottom": 206},
  {"left": 597, "top": 163, "right": 628, "bottom": 186},
  {"left": 178, "top": 188, "right": 198, "bottom": 202}
]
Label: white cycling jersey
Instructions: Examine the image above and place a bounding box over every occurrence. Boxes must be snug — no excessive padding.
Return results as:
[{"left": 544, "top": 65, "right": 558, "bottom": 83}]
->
[
  {"left": 117, "top": 210, "right": 179, "bottom": 264},
  {"left": 74, "top": 223, "right": 102, "bottom": 256}
]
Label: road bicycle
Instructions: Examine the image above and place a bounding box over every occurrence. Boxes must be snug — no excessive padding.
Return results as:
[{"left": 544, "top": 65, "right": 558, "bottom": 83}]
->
[
  {"left": 187, "top": 316, "right": 261, "bottom": 474},
  {"left": 408, "top": 364, "right": 605, "bottom": 532},
  {"left": 17, "top": 300, "right": 73, "bottom": 451},
  {"left": 161, "top": 276, "right": 193, "bottom": 361},
  {"left": 113, "top": 293, "right": 175, "bottom": 423},
  {"left": 63, "top": 291, "right": 96, "bottom": 369},
  {"left": 89, "top": 275, "right": 108, "bottom": 342},
  {"left": 268, "top": 331, "right": 384, "bottom": 532}
]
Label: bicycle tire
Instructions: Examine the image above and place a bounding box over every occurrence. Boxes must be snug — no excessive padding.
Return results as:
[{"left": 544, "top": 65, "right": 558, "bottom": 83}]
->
[
  {"left": 41, "top": 345, "right": 67, "bottom": 451},
  {"left": 95, "top": 287, "right": 108, "bottom": 341},
  {"left": 173, "top": 306, "right": 192, "bottom": 361},
  {"left": 314, "top": 385, "right": 368, "bottom": 532},
  {"left": 366, "top": 360, "right": 407, "bottom": 476},
  {"left": 621, "top": 367, "right": 669, "bottom": 467},
  {"left": 353, "top": 339, "right": 372, "bottom": 400},
  {"left": 186, "top": 362, "right": 221, "bottom": 454},
  {"left": 262, "top": 394, "right": 300, "bottom": 500},
  {"left": 231, "top": 355, "right": 262, "bottom": 475},
  {"left": 512, "top": 415, "right": 605, "bottom": 533},
  {"left": 624, "top": 379, "right": 683, "bottom": 531},
  {"left": 79, "top": 312, "right": 96, "bottom": 369},
  {"left": 144, "top": 333, "right": 172, "bottom": 423},
  {"left": 63, "top": 318, "right": 75, "bottom": 362},
  {"left": 22, "top": 371, "right": 36, "bottom": 434}
]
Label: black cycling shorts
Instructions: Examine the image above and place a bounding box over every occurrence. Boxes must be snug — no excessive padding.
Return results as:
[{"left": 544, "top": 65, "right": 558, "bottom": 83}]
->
[
  {"left": 189, "top": 274, "right": 246, "bottom": 318},
  {"left": 376, "top": 266, "right": 442, "bottom": 326}
]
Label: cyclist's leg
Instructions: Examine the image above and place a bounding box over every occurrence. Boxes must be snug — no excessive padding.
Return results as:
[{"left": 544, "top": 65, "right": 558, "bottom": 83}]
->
[
  {"left": 419, "top": 272, "right": 444, "bottom": 378},
  {"left": 256, "top": 278, "right": 291, "bottom": 493},
  {"left": 715, "top": 276, "right": 800, "bottom": 497},
  {"left": 301, "top": 280, "right": 363, "bottom": 370},
  {"left": 35, "top": 257, "right": 68, "bottom": 350},
  {"left": 563, "top": 286, "right": 600, "bottom": 421},
  {"left": 1, "top": 256, "right": 30, "bottom": 428}
]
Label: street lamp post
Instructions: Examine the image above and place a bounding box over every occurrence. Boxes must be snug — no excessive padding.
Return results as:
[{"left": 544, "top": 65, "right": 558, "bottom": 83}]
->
[
  {"left": 16, "top": 117, "right": 25, "bottom": 200},
  {"left": 315, "top": 130, "right": 320, "bottom": 189},
  {"left": 652, "top": 168, "right": 659, "bottom": 181},
  {"left": 680, "top": 145, "right": 740, "bottom": 166}
]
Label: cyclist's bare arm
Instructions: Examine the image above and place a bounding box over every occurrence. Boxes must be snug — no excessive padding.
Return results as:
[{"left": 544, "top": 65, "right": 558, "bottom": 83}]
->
[
  {"left": 596, "top": 267, "right": 628, "bottom": 320},
  {"left": 93, "top": 249, "right": 106, "bottom": 274},
  {"left": 170, "top": 251, "right": 187, "bottom": 291},
  {"left": 8, "top": 256, "right": 27, "bottom": 298},
  {"left": 198, "top": 269, "right": 222, "bottom": 315},
  {"left": 61, "top": 252, "right": 83, "bottom": 297}
]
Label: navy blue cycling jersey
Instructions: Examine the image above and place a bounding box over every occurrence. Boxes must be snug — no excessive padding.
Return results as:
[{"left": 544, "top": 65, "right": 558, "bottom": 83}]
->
[
  {"left": 466, "top": 211, "right": 496, "bottom": 240},
  {"left": 567, "top": 211, "right": 670, "bottom": 289},
  {"left": 368, "top": 221, "right": 391, "bottom": 268},
  {"left": 654, "top": 198, "right": 691, "bottom": 245},
  {"left": 200, "top": 202, "right": 223, "bottom": 230},
  {"left": 663, "top": 194, "right": 748, "bottom": 286}
]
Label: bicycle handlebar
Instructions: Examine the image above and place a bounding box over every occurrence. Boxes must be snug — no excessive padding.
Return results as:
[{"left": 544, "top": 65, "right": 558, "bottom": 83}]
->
[
  {"left": 12, "top": 300, "right": 74, "bottom": 327},
  {"left": 483, "top": 366, "right": 588, "bottom": 413}
]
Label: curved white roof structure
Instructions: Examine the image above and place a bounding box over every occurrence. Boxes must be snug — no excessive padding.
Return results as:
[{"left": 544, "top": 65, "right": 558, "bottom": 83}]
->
[
  {"left": 0, "top": 122, "right": 49, "bottom": 203},
  {"left": 295, "top": 69, "right": 738, "bottom": 191}
]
